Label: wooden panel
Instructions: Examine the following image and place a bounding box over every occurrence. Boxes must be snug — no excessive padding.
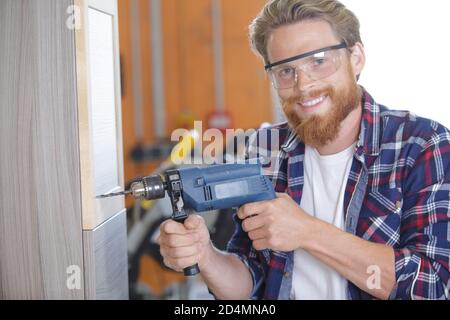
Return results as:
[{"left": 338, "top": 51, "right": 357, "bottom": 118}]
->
[
  {"left": 83, "top": 210, "right": 129, "bottom": 300},
  {"left": 76, "top": 0, "right": 125, "bottom": 229},
  {"left": 88, "top": 8, "right": 120, "bottom": 195},
  {"left": 0, "top": 0, "right": 84, "bottom": 299}
]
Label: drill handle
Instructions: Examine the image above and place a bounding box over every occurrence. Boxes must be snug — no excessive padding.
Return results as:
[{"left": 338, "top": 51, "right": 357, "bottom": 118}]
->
[{"left": 174, "top": 216, "right": 200, "bottom": 277}]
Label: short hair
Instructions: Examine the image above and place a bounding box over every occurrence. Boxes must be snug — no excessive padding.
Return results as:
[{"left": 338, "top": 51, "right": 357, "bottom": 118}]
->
[{"left": 249, "top": 0, "right": 362, "bottom": 64}]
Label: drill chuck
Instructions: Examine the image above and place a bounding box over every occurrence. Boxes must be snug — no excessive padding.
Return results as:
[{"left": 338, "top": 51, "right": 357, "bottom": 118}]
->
[{"left": 130, "top": 175, "right": 166, "bottom": 200}]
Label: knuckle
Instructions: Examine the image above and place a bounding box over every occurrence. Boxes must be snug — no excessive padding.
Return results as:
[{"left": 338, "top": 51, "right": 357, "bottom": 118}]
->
[
  {"left": 268, "top": 237, "right": 278, "bottom": 248},
  {"left": 196, "top": 214, "right": 205, "bottom": 224},
  {"left": 238, "top": 207, "right": 246, "bottom": 219},
  {"left": 168, "top": 247, "right": 178, "bottom": 257},
  {"left": 167, "top": 236, "right": 178, "bottom": 248},
  {"left": 160, "top": 222, "right": 168, "bottom": 233},
  {"left": 241, "top": 220, "right": 248, "bottom": 232},
  {"left": 162, "top": 221, "right": 174, "bottom": 233},
  {"left": 244, "top": 204, "right": 251, "bottom": 214},
  {"left": 163, "top": 258, "right": 174, "bottom": 270},
  {"left": 180, "top": 257, "right": 196, "bottom": 269}
]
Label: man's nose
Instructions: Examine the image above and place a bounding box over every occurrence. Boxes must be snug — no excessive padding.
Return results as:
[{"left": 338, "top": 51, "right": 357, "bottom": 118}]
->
[{"left": 295, "top": 69, "right": 315, "bottom": 92}]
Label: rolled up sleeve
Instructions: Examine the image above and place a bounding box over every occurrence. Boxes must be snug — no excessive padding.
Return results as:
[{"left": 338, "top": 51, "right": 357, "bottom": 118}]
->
[
  {"left": 226, "top": 209, "right": 266, "bottom": 300},
  {"left": 390, "top": 131, "right": 450, "bottom": 300}
]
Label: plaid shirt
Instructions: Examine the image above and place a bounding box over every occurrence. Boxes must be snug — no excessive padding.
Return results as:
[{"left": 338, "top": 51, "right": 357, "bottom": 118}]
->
[{"left": 226, "top": 88, "right": 450, "bottom": 300}]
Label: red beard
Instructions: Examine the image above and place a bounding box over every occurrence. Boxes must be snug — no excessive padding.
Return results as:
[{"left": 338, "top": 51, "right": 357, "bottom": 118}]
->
[{"left": 282, "top": 67, "right": 361, "bottom": 148}]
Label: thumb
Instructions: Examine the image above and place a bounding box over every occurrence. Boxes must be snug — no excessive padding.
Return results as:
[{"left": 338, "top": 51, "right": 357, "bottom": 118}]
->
[{"left": 184, "top": 215, "right": 202, "bottom": 230}]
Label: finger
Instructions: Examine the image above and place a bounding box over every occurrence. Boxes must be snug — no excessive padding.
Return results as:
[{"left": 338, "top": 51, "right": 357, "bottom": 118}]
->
[
  {"left": 159, "top": 234, "right": 196, "bottom": 248},
  {"left": 184, "top": 214, "right": 203, "bottom": 230},
  {"left": 241, "top": 215, "right": 266, "bottom": 232},
  {"left": 248, "top": 228, "right": 267, "bottom": 241},
  {"left": 165, "top": 256, "right": 200, "bottom": 271},
  {"left": 164, "top": 246, "right": 198, "bottom": 259},
  {"left": 252, "top": 239, "right": 268, "bottom": 251},
  {"left": 162, "top": 257, "right": 182, "bottom": 273},
  {"left": 161, "top": 220, "right": 188, "bottom": 235},
  {"left": 237, "top": 201, "right": 267, "bottom": 220}
]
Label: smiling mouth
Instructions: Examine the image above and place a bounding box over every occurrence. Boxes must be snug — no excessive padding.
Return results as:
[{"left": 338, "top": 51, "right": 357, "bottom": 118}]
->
[{"left": 300, "top": 95, "right": 327, "bottom": 108}]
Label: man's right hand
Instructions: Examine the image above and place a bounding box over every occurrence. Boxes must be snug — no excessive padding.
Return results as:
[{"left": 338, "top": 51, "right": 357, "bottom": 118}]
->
[{"left": 158, "top": 214, "right": 212, "bottom": 273}]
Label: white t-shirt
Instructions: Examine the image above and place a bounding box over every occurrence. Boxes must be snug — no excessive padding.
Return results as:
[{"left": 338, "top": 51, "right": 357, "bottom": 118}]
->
[{"left": 290, "top": 143, "right": 356, "bottom": 300}]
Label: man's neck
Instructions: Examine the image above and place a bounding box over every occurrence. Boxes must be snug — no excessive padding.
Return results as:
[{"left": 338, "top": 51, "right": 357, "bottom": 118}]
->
[{"left": 315, "top": 104, "right": 363, "bottom": 156}]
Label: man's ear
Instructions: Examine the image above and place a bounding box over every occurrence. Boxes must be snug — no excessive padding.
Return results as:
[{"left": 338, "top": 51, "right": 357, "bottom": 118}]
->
[{"left": 349, "top": 42, "right": 366, "bottom": 80}]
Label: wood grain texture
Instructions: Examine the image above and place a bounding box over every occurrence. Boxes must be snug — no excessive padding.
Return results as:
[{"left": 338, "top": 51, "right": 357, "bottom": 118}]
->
[
  {"left": 76, "top": 0, "right": 125, "bottom": 230},
  {"left": 83, "top": 210, "right": 129, "bottom": 300},
  {"left": 88, "top": 8, "right": 120, "bottom": 195},
  {"left": 0, "top": 0, "right": 84, "bottom": 299}
]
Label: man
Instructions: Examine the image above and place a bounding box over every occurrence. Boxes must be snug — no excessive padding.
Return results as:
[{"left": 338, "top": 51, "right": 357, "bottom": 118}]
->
[{"left": 158, "top": 0, "right": 450, "bottom": 300}]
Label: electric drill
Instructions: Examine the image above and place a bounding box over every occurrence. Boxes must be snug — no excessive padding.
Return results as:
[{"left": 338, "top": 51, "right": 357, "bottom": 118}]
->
[{"left": 98, "top": 162, "right": 276, "bottom": 276}]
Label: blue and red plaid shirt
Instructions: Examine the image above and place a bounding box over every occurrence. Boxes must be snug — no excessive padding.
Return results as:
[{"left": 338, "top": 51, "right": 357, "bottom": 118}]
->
[{"left": 226, "top": 88, "right": 450, "bottom": 300}]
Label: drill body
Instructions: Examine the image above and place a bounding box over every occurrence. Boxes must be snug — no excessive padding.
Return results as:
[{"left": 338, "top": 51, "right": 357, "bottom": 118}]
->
[{"left": 132, "top": 162, "right": 276, "bottom": 213}]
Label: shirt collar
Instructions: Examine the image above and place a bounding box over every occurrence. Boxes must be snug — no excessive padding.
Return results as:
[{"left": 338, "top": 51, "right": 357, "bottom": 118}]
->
[
  {"left": 280, "top": 87, "right": 381, "bottom": 157},
  {"left": 357, "top": 88, "right": 381, "bottom": 156}
]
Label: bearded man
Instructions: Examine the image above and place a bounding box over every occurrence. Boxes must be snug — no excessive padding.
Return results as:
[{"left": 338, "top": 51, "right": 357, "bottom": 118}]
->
[{"left": 158, "top": 0, "right": 450, "bottom": 300}]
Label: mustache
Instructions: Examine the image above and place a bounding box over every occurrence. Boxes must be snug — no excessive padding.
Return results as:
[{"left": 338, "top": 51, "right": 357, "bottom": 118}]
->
[{"left": 282, "top": 87, "right": 334, "bottom": 107}]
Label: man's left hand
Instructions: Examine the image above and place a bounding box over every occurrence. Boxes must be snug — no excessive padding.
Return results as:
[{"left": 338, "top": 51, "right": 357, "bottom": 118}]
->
[{"left": 237, "top": 193, "right": 314, "bottom": 252}]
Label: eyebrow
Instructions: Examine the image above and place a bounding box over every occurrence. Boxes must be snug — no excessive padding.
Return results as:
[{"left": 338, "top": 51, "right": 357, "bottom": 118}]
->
[{"left": 265, "top": 43, "right": 347, "bottom": 71}]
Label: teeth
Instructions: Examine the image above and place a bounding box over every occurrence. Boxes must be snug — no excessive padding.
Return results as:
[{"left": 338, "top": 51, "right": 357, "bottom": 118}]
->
[{"left": 302, "top": 96, "right": 325, "bottom": 107}]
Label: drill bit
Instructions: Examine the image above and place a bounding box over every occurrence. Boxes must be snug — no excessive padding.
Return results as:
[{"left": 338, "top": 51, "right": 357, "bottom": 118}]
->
[{"left": 96, "top": 190, "right": 132, "bottom": 199}]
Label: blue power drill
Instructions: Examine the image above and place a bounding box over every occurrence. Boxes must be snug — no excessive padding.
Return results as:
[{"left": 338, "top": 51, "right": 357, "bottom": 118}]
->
[{"left": 98, "top": 162, "right": 276, "bottom": 276}]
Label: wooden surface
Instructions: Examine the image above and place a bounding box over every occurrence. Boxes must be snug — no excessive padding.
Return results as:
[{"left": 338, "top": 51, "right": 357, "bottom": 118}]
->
[
  {"left": 0, "top": 0, "right": 84, "bottom": 299},
  {"left": 88, "top": 8, "right": 120, "bottom": 195},
  {"left": 83, "top": 210, "right": 129, "bottom": 300},
  {"left": 76, "top": 0, "right": 125, "bottom": 230}
]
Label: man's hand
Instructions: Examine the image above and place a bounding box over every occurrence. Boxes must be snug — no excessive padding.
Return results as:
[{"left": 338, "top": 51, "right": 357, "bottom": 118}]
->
[
  {"left": 238, "top": 193, "right": 314, "bottom": 252},
  {"left": 158, "top": 215, "right": 212, "bottom": 272}
]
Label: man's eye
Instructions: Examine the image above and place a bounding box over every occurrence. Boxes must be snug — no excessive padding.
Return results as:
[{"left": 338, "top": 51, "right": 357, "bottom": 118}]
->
[
  {"left": 277, "top": 67, "right": 295, "bottom": 78},
  {"left": 313, "top": 58, "right": 326, "bottom": 66}
]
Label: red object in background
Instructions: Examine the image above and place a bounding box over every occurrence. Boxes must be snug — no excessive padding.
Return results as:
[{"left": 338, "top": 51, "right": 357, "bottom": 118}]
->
[{"left": 207, "top": 111, "right": 233, "bottom": 133}]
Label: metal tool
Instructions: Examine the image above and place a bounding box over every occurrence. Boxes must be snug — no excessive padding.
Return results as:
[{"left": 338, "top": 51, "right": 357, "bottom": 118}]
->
[
  {"left": 97, "top": 161, "right": 276, "bottom": 276},
  {"left": 96, "top": 190, "right": 132, "bottom": 198}
]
